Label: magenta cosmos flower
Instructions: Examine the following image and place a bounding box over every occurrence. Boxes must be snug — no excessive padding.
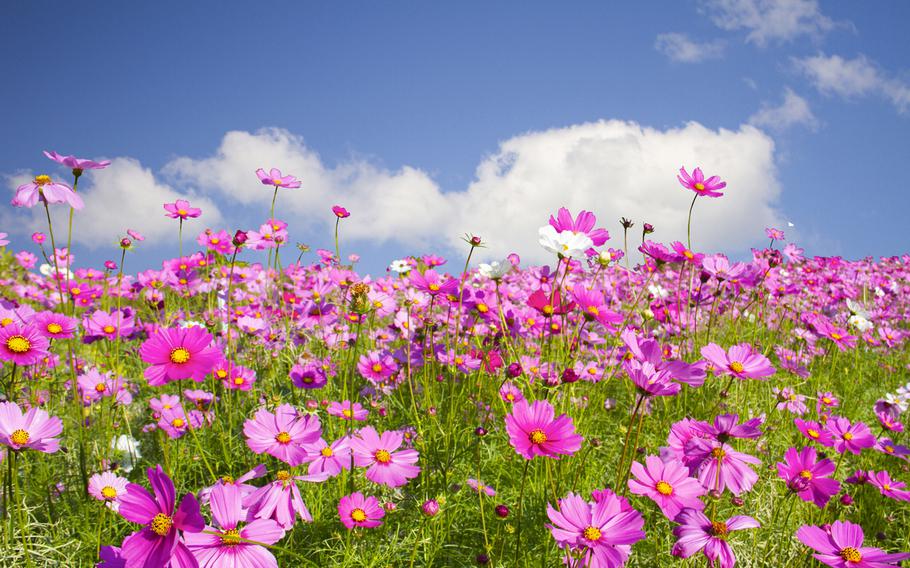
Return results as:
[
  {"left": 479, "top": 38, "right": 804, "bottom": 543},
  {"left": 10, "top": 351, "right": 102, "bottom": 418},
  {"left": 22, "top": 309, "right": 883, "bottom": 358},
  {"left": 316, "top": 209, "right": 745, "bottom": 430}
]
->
[
  {"left": 409, "top": 269, "right": 459, "bottom": 297},
  {"left": 701, "top": 342, "right": 775, "bottom": 380},
  {"left": 357, "top": 350, "right": 399, "bottom": 383},
  {"left": 350, "top": 426, "right": 420, "bottom": 488},
  {"left": 0, "top": 401, "right": 62, "bottom": 453},
  {"left": 672, "top": 508, "right": 759, "bottom": 567},
  {"left": 327, "top": 400, "right": 369, "bottom": 421},
  {"left": 548, "top": 207, "right": 611, "bottom": 246},
  {"left": 184, "top": 483, "right": 285, "bottom": 568},
  {"left": 332, "top": 205, "right": 350, "bottom": 218},
  {"left": 677, "top": 167, "right": 726, "bottom": 198},
  {"left": 117, "top": 465, "right": 204, "bottom": 568},
  {"left": 164, "top": 199, "right": 202, "bottom": 220},
  {"left": 13, "top": 174, "right": 84, "bottom": 209},
  {"left": 796, "top": 520, "right": 910, "bottom": 567},
  {"left": 303, "top": 437, "right": 352, "bottom": 478},
  {"left": 776, "top": 446, "right": 840, "bottom": 508},
  {"left": 505, "top": 399, "right": 583, "bottom": 460},
  {"left": 44, "top": 150, "right": 111, "bottom": 171},
  {"left": 243, "top": 404, "right": 322, "bottom": 466},
  {"left": 546, "top": 492, "right": 645, "bottom": 568},
  {"left": 338, "top": 492, "right": 385, "bottom": 529},
  {"left": 139, "top": 326, "right": 222, "bottom": 386},
  {"left": 0, "top": 322, "right": 50, "bottom": 366},
  {"left": 826, "top": 416, "right": 875, "bottom": 455},
  {"left": 256, "top": 167, "right": 301, "bottom": 189},
  {"left": 628, "top": 456, "right": 706, "bottom": 520}
]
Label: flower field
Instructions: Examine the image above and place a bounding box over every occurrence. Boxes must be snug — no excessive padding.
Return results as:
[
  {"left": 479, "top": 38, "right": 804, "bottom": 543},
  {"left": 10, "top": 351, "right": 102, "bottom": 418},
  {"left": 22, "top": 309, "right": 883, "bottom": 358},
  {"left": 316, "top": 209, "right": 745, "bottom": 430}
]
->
[{"left": 1, "top": 155, "right": 909, "bottom": 567}]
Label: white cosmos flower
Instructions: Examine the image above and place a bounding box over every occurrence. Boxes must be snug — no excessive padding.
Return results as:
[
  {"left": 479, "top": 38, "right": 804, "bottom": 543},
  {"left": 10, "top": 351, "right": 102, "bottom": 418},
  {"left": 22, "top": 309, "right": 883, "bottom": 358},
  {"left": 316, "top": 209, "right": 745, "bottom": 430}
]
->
[
  {"left": 538, "top": 225, "right": 592, "bottom": 260},
  {"left": 848, "top": 314, "right": 873, "bottom": 333},
  {"left": 478, "top": 260, "right": 511, "bottom": 280},
  {"left": 389, "top": 259, "right": 412, "bottom": 274},
  {"left": 111, "top": 435, "right": 142, "bottom": 473}
]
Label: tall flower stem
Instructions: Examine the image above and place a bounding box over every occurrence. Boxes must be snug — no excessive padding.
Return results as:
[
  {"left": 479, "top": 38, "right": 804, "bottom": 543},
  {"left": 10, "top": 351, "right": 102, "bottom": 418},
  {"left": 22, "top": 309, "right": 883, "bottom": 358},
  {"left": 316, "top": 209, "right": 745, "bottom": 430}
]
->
[
  {"left": 178, "top": 218, "right": 184, "bottom": 258},
  {"left": 42, "top": 202, "right": 67, "bottom": 308},
  {"left": 334, "top": 217, "right": 342, "bottom": 266},
  {"left": 514, "top": 459, "right": 531, "bottom": 566},
  {"left": 64, "top": 170, "right": 81, "bottom": 316},
  {"left": 614, "top": 394, "right": 644, "bottom": 489},
  {"left": 686, "top": 194, "right": 699, "bottom": 250}
]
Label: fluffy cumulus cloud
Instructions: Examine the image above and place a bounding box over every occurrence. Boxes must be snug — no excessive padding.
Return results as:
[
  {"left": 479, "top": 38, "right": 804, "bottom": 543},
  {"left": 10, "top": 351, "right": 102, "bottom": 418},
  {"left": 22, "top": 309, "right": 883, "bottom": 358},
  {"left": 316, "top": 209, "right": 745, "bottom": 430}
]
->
[
  {"left": 793, "top": 53, "right": 910, "bottom": 113},
  {"left": 3, "top": 158, "right": 223, "bottom": 249},
  {"left": 654, "top": 33, "right": 725, "bottom": 63},
  {"left": 749, "top": 87, "right": 818, "bottom": 131},
  {"left": 699, "top": 0, "right": 835, "bottom": 45},
  {"left": 4, "top": 122, "right": 786, "bottom": 265}
]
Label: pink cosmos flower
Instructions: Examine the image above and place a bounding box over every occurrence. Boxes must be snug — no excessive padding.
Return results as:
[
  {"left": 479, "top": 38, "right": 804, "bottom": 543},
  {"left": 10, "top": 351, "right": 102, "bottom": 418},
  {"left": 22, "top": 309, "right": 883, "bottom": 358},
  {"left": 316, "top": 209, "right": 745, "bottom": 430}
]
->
[
  {"left": 184, "top": 483, "right": 285, "bottom": 568},
  {"left": 117, "top": 465, "right": 204, "bottom": 568},
  {"left": 256, "top": 168, "right": 301, "bottom": 189},
  {"left": 0, "top": 401, "right": 63, "bottom": 453},
  {"left": 139, "top": 326, "right": 222, "bottom": 386},
  {"left": 672, "top": 509, "right": 759, "bottom": 567},
  {"left": 625, "top": 361, "right": 681, "bottom": 397},
  {"left": 243, "top": 470, "right": 322, "bottom": 529},
  {"left": 867, "top": 470, "right": 910, "bottom": 502},
  {"left": 198, "top": 464, "right": 267, "bottom": 506},
  {"left": 628, "top": 456, "right": 706, "bottom": 520},
  {"left": 43, "top": 150, "right": 111, "bottom": 171},
  {"left": 0, "top": 233, "right": 7, "bottom": 247},
  {"left": 504, "top": 399, "right": 583, "bottom": 460},
  {"left": 548, "top": 207, "right": 611, "bottom": 247},
  {"left": 0, "top": 322, "right": 50, "bottom": 366},
  {"left": 794, "top": 418, "right": 835, "bottom": 447},
  {"left": 796, "top": 520, "right": 910, "bottom": 567},
  {"left": 332, "top": 205, "right": 350, "bottom": 218},
  {"left": 765, "top": 227, "right": 785, "bottom": 241},
  {"left": 243, "top": 404, "right": 322, "bottom": 466},
  {"left": 499, "top": 381, "right": 525, "bottom": 404},
  {"left": 776, "top": 446, "right": 840, "bottom": 508},
  {"left": 32, "top": 311, "right": 77, "bottom": 340},
  {"left": 289, "top": 362, "right": 328, "bottom": 389},
  {"left": 701, "top": 342, "right": 775, "bottom": 380},
  {"left": 685, "top": 439, "right": 761, "bottom": 495},
  {"left": 164, "top": 199, "right": 202, "bottom": 220},
  {"left": 875, "top": 438, "right": 910, "bottom": 460},
  {"left": 88, "top": 472, "right": 130, "bottom": 510},
  {"left": 303, "top": 437, "right": 352, "bottom": 477},
  {"left": 409, "top": 269, "right": 458, "bottom": 297},
  {"left": 338, "top": 492, "right": 384, "bottom": 529},
  {"left": 327, "top": 400, "right": 369, "bottom": 421},
  {"left": 670, "top": 242, "right": 705, "bottom": 265},
  {"left": 13, "top": 174, "right": 84, "bottom": 209},
  {"left": 350, "top": 426, "right": 420, "bottom": 488},
  {"left": 677, "top": 166, "right": 726, "bottom": 198},
  {"left": 546, "top": 492, "right": 645, "bottom": 568},
  {"left": 466, "top": 478, "right": 496, "bottom": 497},
  {"left": 826, "top": 416, "right": 875, "bottom": 455},
  {"left": 357, "top": 350, "right": 399, "bottom": 383}
]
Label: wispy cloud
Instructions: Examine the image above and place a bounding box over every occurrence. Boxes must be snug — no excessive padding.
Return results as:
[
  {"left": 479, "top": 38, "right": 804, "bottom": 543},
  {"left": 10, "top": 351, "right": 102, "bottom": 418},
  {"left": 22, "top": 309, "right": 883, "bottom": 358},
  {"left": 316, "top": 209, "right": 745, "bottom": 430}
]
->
[
  {"left": 749, "top": 87, "right": 819, "bottom": 131},
  {"left": 699, "top": 0, "right": 836, "bottom": 45},
  {"left": 654, "top": 33, "right": 725, "bottom": 63},
  {"left": 793, "top": 53, "right": 910, "bottom": 113}
]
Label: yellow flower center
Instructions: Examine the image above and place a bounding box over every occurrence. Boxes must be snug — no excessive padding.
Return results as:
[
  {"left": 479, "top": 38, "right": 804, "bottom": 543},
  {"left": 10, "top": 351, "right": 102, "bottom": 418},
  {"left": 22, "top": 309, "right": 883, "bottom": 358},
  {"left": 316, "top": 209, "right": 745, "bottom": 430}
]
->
[
  {"left": 428, "top": 283, "right": 440, "bottom": 291},
  {"left": 71, "top": 288, "right": 82, "bottom": 295},
  {"left": 807, "top": 429, "right": 820, "bottom": 439},
  {"left": 542, "top": 305, "right": 554, "bottom": 316},
  {"left": 883, "top": 484, "right": 891, "bottom": 491},
  {"left": 211, "top": 238, "right": 220, "bottom": 244},
  {"left": 103, "top": 325, "right": 116, "bottom": 334},
  {"left": 0, "top": 318, "right": 12, "bottom": 326},
  {"left": 582, "top": 526, "right": 602, "bottom": 541},
  {"left": 799, "top": 470, "right": 813, "bottom": 480},
  {"left": 321, "top": 447, "right": 334, "bottom": 457},
  {"left": 272, "top": 178, "right": 283, "bottom": 185},
  {"left": 221, "top": 476, "right": 235, "bottom": 484},
  {"left": 6, "top": 335, "right": 30, "bottom": 354},
  {"left": 101, "top": 486, "right": 118, "bottom": 499},
  {"left": 351, "top": 508, "right": 367, "bottom": 522},
  {"left": 822, "top": 397, "right": 832, "bottom": 404},
  {"left": 831, "top": 333, "right": 842, "bottom": 340},
  {"left": 476, "top": 303, "right": 489, "bottom": 313},
  {"left": 694, "top": 182, "right": 705, "bottom": 191},
  {"left": 711, "top": 447, "right": 726, "bottom": 460},
  {"left": 10, "top": 429, "right": 30, "bottom": 446},
  {"left": 216, "top": 370, "right": 228, "bottom": 379},
  {"left": 587, "top": 306, "right": 599, "bottom": 316},
  {"left": 683, "top": 250, "right": 694, "bottom": 260},
  {"left": 221, "top": 528, "right": 241, "bottom": 546},
  {"left": 276, "top": 470, "right": 292, "bottom": 481},
  {"left": 177, "top": 209, "right": 187, "bottom": 216},
  {"left": 169, "top": 347, "right": 190, "bottom": 364},
  {"left": 171, "top": 418, "right": 185, "bottom": 428},
  {"left": 95, "top": 383, "right": 107, "bottom": 392},
  {"left": 371, "top": 363, "right": 383, "bottom": 373},
  {"left": 342, "top": 409, "right": 353, "bottom": 418},
  {"left": 47, "top": 323, "right": 63, "bottom": 334},
  {"left": 233, "top": 377, "right": 244, "bottom": 386},
  {"left": 374, "top": 449, "right": 392, "bottom": 463},
  {"left": 528, "top": 429, "right": 548, "bottom": 445},
  {"left": 729, "top": 361, "right": 744, "bottom": 373},
  {"left": 840, "top": 547, "right": 862, "bottom": 562},
  {"left": 843, "top": 432, "right": 854, "bottom": 441},
  {"left": 34, "top": 174, "right": 52, "bottom": 186},
  {"left": 149, "top": 513, "right": 173, "bottom": 536},
  {"left": 711, "top": 521, "right": 729, "bottom": 538},
  {"left": 276, "top": 432, "right": 292, "bottom": 444},
  {"left": 885, "top": 445, "right": 894, "bottom": 453},
  {"left": 656, "top": 481, "right": 673, "bottom": 495}
]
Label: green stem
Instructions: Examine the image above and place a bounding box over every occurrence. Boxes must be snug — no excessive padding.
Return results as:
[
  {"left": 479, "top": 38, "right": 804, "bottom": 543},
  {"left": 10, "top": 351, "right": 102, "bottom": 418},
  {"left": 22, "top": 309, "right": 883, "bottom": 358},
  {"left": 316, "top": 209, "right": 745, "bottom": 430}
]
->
[{"left": 686, "top": 194, "right": 698, "bottom": 250}]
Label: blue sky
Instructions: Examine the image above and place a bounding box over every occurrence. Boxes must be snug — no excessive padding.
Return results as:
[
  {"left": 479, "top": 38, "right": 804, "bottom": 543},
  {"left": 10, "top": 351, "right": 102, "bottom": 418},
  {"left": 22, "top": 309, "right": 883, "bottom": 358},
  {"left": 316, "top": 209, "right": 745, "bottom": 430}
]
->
[{"left": 3, "top": 1, "right": 909, "bottom": 274}]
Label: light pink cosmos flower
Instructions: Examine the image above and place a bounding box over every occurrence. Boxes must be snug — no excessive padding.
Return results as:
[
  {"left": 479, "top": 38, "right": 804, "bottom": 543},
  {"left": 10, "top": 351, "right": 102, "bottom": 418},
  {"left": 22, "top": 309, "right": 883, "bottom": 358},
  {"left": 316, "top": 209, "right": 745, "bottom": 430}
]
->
[
  {"left": 139, "top": 326, "right": 222, "bottom": 386},
  {"left": 0, "top": 322, "right": 50, "bottom": 366},
  {"left": 796, "top": 520, "right": 910, "bottom": 567},
  {"left": 628, "top": 456, "right": 706, "bottom": 520},
  {"left": 548, "top": 206, "right": 611, "bottom": 247},
  {"left": 327, "top": 400, "right": 369, "bottom": 421},
  {"left": 243, "top": 470, "right": 325, "bottom": 529},
  {"left": 256, "top": 168, "right": 301, "bottom": 189},
  {"left": 243, "top": 404, "right": 322, "bottom": 466},
  {"left": 338, "top": 492, "right": 384, "bottom": 529},
  {"left": 677, "top": 166, "right": 726, "bottom": 198},
  {"left": 303, "top": 437, "right": 352, "bottom": 478},
  {"left": 0, "top": 233, "right": 7, "bottom": 247},
  {"left": 701, "top": 342, "right": 775, "bottom": 380},
  {"left": 0, "top": 401, "right": 63, "bottom": 453},
  {"left": 43, "top": 150, "right": 111, "bottom": 171},
  {"left": 672, "top": 508, "right": 759, "bottom": 567},
  {"left": 358, "top": 350, "right": 399, "bottom": 383},
  {"left": 88, "top": 471, "right": 130, "bottom": 511},
  {"left": 13, "top": 174, "right": 84, "bottom": 209},
  {"left": 504, "top": 399, "right": 583, "bottom": 460},
  {"left": 350, "top": 426, "right": 420, "bottom": 488},
  {"left": 184, "top": 482, "right": 285, "bottom": 568},
  {"left": 164, "top": 199, "right": 202, "bottom": 220},
  {"left": 546, "top": 492, "right": 645, "bottom": 568}
]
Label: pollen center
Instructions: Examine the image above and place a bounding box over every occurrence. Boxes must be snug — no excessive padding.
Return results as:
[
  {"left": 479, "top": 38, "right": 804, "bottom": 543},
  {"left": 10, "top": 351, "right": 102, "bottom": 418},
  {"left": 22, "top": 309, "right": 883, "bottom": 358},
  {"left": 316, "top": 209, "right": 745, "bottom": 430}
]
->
[
  {"left": 371, "top": 363, "right": 383, "bottom": 373},
  {"left": 799, "top": 470, "right": 813, "bottom": 480},
  {"left": 6, "top": 335, "right": 31, "bottom": 353},
  {"left": 694, "top": 182, "right": 705, "bottom": 191},
  {"left": 149, "top": 513, "right": 173, "bottom": 536},
  {"left": 710, "top": 447, "right": 726, "bottom": 460},
  {"left": 321, "top": 447, "right": 334, "bottom": 457},
  {"left": 47, "top": 323, "right": 63, "bottom": 334},
  {"left": 169, "top": 347, "right": 191, "bottom": 364},
  {"left": 582, "top": 526, "right": 602, "bottom": 541},
  {"left": 276, "top": 470, "right": 291, "bottom": 481},
  {"left": 101, "top": 486, "right": 117, "bottom": 499},
  {"left": 171, "top": 418, "right": 185, "bottom": 428},
  {"left": 221, "top": 528, "right": 241, "bottom": 546},
  {"left": 840, "top": 547, "right": 862, "bottom": 562},
  {"left": 374, "top": 449, "right": 392, "bottom": 463},
  {"left": 843, "top": 432, "right": 854, "bottom": 441},
  {"left": 528, "top": 429, "right": 548, "bottom": 445},
  {"left": 728, "top": 361, "right": 744, "bottom": 373},
  {"left": 10, "top": 429, "right": 30, "bottom": 446},
  {"left": 351, "top": 508, "right": 367, "bottom": 522},
  {"left": 95, "top": 383, "right": 107, "bottom": 392},
  {"left": 807, "top": 429, "right": 820, "bottom": 438},
  {"left": 34, "top": 174, "right": 52, "bottom": 186},
  {"left": 655, "top": 481, "right": 673, "bottom": 495},
  {"left": 276, "top": 431, "right": 292, "bottom": 444},
  {"left": 711, "top": 521, "right": 729, "bottom": 538}
]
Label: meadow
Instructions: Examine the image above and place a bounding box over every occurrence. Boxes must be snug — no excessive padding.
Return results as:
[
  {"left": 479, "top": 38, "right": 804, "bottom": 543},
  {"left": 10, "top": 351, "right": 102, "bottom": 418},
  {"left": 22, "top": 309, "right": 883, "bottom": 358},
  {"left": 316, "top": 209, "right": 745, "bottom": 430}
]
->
[{"left": 0, "top": 155, "right": 908, "bottom": 567}]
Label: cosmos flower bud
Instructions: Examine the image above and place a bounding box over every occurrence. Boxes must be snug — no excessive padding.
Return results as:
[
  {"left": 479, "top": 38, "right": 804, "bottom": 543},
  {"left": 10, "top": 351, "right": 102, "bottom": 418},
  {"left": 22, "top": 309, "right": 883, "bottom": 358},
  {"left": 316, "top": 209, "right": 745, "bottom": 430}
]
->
[
  {"left": 494, "top": 504, "right": 510, "bottom": 518},
  {"left": 421, "top": 499, "right": 440, "bottom": 517},
  {"left": 620, "top": 217, "right": 634, "bottom": 229},
  {"left": 104, "top": 260, "right": 117, "bottom": 270},
  {"left": 474, "top": 427, "right": 487, "bottom": 437},
  {"left": 561, "top": 368, "right": 579, "bottom": 384},
  {"left": 840, "top": 493, "right": 854, "bottom": 506},
  {"left": 383, "top": 502, "right": 397, "bottom": 513},
  {"left": 506, "top": 362, "right": 522, "bottom": 378},
  {"left": 476, "top": 554, "right": 490, "bottom": 565},
  {"left": 470, "top": 236, "right": 482, "bottom": 246},
  {"left": 232, "top": 230, "right": 248, "bottom": 247},
  {"left": 643, "top": 223, "right": 654, "bottom": 234},
  {"left": 119, "top": 238, "right": 132, "bottom": 250}
]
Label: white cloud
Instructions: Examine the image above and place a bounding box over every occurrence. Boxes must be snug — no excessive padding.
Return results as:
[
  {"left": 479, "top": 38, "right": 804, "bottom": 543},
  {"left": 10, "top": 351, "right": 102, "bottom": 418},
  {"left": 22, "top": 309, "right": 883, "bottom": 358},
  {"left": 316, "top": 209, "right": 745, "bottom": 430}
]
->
[
  {"left": 749, "top": 87, "right": 818, "bottom": 131},
  {"left": 654, "top": 33, "right": 725, "bottom": 63},
  {"left": 794, "top": 53, "right": 910, "bottom": 113},
  {"left": 699, "top": 0, "right": 835, "bottom": 45},
  {"left": 3, "top": 158, "right": 223, "bottom": 249}
]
